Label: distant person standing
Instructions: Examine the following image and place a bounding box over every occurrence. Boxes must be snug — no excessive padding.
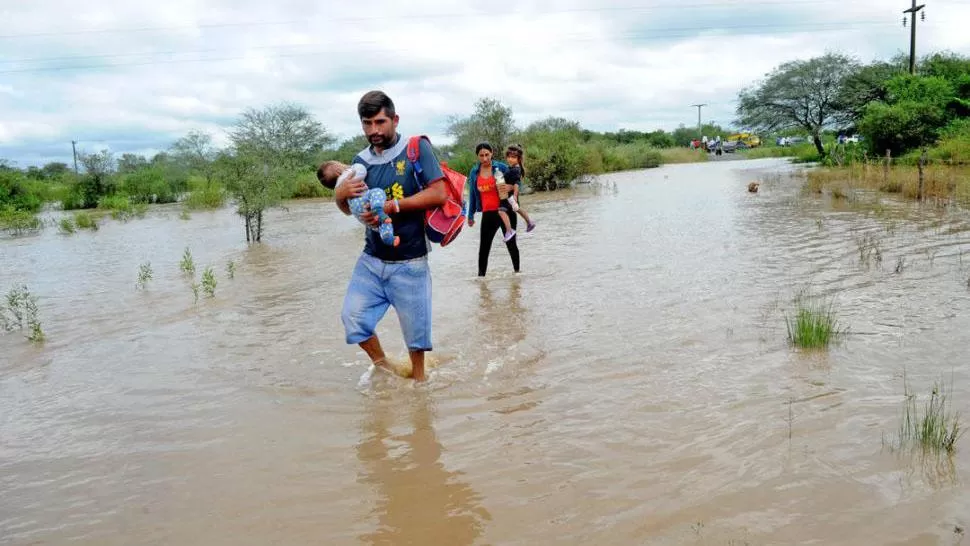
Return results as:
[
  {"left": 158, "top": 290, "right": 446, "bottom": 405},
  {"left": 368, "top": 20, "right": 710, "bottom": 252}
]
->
[{"left": 465, "top": 142, "right": 520, "bottom": 277}]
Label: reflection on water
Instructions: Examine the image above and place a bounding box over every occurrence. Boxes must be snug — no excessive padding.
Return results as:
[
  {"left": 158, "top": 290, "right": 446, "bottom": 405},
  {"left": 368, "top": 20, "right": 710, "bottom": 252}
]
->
[
  {"left": 3, "top": 159, "right": 970, "bottom": 545},
  {"left": 357, "top": 392, "right": 490, "bottom": 545}
]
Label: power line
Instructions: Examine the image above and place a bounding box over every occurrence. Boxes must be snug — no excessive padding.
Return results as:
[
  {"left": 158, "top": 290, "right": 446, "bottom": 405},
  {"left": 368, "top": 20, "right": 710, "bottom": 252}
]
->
[
  {"left": 0, "top": 0, "right": 881, "bottom": 40},
  {"left": 0, "top": 21, "right": 901, "bottom": 74}
]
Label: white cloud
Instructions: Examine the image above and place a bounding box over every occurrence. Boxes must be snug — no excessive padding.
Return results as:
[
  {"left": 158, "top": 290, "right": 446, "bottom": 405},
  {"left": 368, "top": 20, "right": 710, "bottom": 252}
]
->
[{"left": 1, "top": 0, "right": 968, "bottom": 165}]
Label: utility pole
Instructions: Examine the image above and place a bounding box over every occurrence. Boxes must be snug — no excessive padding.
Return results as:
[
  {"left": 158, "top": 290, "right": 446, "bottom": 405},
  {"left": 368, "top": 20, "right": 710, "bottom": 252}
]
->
[
  {"left": 71, "top": 140, "right": 79, "bottom": 174},
  {"left": 903, "top": 0, "right": 926, "bottom": 75},
  {"left": 691, "top": 104, "right": 707, "bottom": 139}
]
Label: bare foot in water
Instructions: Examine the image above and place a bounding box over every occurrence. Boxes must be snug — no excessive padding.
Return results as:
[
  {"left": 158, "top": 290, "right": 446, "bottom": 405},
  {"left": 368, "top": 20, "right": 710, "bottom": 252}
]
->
[{"left": 373, "top": 357, "right": 413, "bottom": 378}]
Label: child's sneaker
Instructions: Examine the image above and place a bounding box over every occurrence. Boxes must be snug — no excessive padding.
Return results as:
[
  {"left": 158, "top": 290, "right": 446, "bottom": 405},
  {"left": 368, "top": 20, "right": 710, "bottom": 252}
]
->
[
  {"left": 503, "top": 229, "right": 516, "bottom": 242},
  {"left": 526, "top": 221, "right": 536, "bottom": 233}
]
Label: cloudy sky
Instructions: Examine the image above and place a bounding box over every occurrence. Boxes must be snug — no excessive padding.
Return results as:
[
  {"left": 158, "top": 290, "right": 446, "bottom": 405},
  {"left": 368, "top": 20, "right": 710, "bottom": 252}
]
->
[{"left": 2, "top": 0, "right": 970, "bottom": 167}]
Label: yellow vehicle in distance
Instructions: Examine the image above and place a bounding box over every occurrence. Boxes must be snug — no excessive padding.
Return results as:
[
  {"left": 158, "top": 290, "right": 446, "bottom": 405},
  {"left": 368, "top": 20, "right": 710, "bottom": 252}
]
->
[{"left": 728, "top": 133, "right": 762, "bottom": 148}]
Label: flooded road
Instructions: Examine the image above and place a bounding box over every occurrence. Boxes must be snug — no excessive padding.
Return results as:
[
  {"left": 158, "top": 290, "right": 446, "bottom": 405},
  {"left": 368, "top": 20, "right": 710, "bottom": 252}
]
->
[{"left": 2, "top": 158, "right": 970, "bottom": 545}]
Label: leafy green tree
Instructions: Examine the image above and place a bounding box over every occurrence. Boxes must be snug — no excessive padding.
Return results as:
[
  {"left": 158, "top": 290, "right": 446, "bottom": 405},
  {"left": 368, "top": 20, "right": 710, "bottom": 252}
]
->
[
  {"left": 122, "top": 167, "right": 176, "bottom": 204},
  {"left": 836, "top": 60, "right": 905, "bottom": 124},
  {"left": 670, "top": 125, "right": 699, "bottom": 147},
  {"left": 41, "top": 162, "right": 70, "bottom": 179},
  {"left": 858, "top": 74, "right": 956, "bottom": 155},
  {"left": 214, "top": 150, "right": 286, "bottom": 243},
  {"left": 72, "top": 150, "right": 116, "bottom": 208},
  {"left": 920, "top": 52, "right": 970, "bottom": 81},
  {"left": 171, "top": 130, "right": 219, "bottom": 188},
  {"left": 117, "top": 153, "right": 149, "bottom": 174},
  {"left": 518, "top": 117, "right": 587, "bottom": 191},
  {"left": 229, "top": 103, "right": 334, "bottom": 171},
  {"left": 0, "top": 169, "right": 41, "bottom": 212},
  {"left": 737, "top": 53, "right": 860, "bottom": 156},
  {"left": 446, "top": 98, "right": 518, "bottom": 154}
]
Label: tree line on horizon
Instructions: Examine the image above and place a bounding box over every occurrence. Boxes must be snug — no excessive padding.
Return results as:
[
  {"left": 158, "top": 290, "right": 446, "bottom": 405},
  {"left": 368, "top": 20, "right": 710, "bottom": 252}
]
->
[{"left": 3, "top": 49, "right": 968, "bottom": 240}]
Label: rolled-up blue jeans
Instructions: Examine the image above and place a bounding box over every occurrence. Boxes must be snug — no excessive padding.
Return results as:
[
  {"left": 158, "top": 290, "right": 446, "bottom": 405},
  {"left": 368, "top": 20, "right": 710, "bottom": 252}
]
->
[{"left": 341, "top": 253, "right": 432, "bottom": 351}]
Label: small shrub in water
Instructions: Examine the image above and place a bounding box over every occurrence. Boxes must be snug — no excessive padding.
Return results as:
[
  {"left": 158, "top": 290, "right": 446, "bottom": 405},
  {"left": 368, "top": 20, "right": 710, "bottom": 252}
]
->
[
  {"left": 201, "top": 267, "right": 217, "bottom": 297},
  {"left": 59, "top": 217, "right": 76, "bottom": 234},
  {"left": 137, "top": 262, "right": 153, "bottom": 290},
  {"left": 191, "top": 282, "right": 200, "bottom": 304},
  {"left": 226, "top": 260, "right": 236, "bottom": 279},
  {"left": 180, "top": 247, "right": 195, "bottom": 275},
  {"left": 1, "top": 284, "right": 44, "bottom": 343},
  {"left": 73, "top": 211, "right": 98, "bottom": 230},
  {"left": 785, "top": 293, "right": 844, "bottom": 349},
  {"left": 855, "top": 232, "right": 882, "bottom": 267}
]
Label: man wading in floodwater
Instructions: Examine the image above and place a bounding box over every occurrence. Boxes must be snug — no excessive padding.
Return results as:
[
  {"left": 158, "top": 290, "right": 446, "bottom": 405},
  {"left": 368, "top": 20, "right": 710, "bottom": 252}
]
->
[{"left": 333, "top": 91, "right": 447, "bottom": 382}]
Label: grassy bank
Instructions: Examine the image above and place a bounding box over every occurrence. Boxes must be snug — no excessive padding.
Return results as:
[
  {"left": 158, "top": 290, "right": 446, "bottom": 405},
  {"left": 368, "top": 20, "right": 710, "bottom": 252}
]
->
[
  {"left": 660, "top": 148, "right": 709, "bottom": 164},
  {"left": 803, "top": 162, "right": 970, "bottom": 204},
  {"left": 738, "top": 143, "right": 816, "bottom": 160}
]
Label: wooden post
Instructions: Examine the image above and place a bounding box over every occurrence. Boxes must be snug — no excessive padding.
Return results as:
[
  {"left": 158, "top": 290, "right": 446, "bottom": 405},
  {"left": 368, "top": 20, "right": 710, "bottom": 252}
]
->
[
  {"left": 918, "top": 148, "right": 927, "bottom": 201},
  {"left": 884, "top": 149, "right": 891, "bottom": 187}
]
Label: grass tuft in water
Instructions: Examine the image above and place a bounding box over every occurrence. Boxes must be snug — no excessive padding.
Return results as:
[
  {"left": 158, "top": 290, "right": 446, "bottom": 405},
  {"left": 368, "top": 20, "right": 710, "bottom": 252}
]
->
[
  {"left": 58, "top": 217, "right": 76, "bottom": 234},
  {"left": 179, "top": 247, "right": 195, "bottom": 276},
  {"left": 784, "top": 292, "right": 844, "bottom": 349},
  {"left": 73, "top": 211, "right": 98, "bottom": 230},
  {"left": 136, "top": 262, "right": 153, "bottom": 290},
  {"left": 894, "top": 256, "right": 906, "bottom": 274},
  {"left": 887, "top": 372, "right": 963, "bottom": 454},
  {"left": 201, "top": 267, "right": 217, "bottom": 297},
  {"left": 226, "top": 260, "right": 236, "bottom": 279},
  {"left": 855, "top": 232, "right": 882, "bottom": 268}
]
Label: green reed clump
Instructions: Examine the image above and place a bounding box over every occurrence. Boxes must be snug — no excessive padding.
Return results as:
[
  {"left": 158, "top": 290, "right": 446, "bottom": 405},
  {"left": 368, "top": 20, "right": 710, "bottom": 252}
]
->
[
  {"left": 58, "top": 217, "right": 76, "bottom": 234},
  {"left": 136, "top": 262, "right": 153, "bottom": 290},
  {"left": 785, "top": 293, "right": 844, "bottom": 349},
  {"left": 888, "top": 373, "right": 963, "bottom": 454},
  {"left": 179, "top": 247, "right": 195, "bottom": 275},
  {"left": 201, "top": 266, "right": 216, "bottom": 297},
  {"left": 1, "top": 284, "right": 45, "bottom": 343},
  {"left": 73, "top": 211, "right": 98, "bottom": 230},
  {"left": 226, "top": 260, "right": 236, "bottom": 279}
]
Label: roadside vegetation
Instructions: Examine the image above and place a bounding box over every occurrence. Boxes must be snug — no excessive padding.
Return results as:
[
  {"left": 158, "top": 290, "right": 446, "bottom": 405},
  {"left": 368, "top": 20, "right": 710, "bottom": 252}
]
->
[
  {"left": 4, "top": 50, "right": 967, "bottom": 238},
  {"left": 735, "top": 50, "right": 970, "bottom": 201}
]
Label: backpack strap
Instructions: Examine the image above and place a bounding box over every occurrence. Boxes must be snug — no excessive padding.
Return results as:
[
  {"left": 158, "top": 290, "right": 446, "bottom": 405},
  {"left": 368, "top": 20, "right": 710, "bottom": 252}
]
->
[{"left": 407, "top": 135, "right": 429, "bottom": 189}]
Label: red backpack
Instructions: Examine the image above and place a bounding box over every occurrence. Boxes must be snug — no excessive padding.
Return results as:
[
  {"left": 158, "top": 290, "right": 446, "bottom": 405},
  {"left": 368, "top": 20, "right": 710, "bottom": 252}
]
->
[{"left": 406, "top": 135, "right": 467, "bottom": 247}]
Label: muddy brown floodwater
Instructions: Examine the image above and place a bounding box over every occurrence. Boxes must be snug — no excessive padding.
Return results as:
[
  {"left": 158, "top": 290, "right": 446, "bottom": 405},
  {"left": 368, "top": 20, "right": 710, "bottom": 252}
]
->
[{"left": 3, "top": 158, "right": 970, "bottom": 545}]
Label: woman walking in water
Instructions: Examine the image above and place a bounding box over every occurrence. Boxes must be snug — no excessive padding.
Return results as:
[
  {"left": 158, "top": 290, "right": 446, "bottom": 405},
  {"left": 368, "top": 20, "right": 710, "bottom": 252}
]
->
[{"left": 466, "top": 142, "right": 520, "bottom": 277}]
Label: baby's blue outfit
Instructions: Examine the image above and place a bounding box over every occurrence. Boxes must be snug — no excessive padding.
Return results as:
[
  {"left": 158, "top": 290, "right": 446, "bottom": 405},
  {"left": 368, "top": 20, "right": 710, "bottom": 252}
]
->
[
  {"left": 340, "top": 164, "right": 397, "bottom": 247},
  {"left": 349, "top": 188, "right": 397, "bottom": 247}
]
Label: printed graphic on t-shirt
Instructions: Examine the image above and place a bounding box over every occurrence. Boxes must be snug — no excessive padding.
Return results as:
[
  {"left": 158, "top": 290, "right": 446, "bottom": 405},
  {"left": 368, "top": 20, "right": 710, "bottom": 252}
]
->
[
  {"left": 386, "top": 182, "right": 404, "bottom": 200},
  {"left": 477, "top": 176, "right": 495, "bottom": 193}
]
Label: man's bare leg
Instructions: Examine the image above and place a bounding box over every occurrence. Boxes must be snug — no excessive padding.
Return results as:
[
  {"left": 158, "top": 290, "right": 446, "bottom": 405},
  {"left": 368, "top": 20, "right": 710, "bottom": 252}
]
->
[
  {"left": 359, "top": 336, "right": 389, "bottom": 371},
  {"left": 360, "top": 335, "right": 420, "bottom": 378},
  {"left": 409, "top": 350, "right": 426, "bottom": 382}
]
